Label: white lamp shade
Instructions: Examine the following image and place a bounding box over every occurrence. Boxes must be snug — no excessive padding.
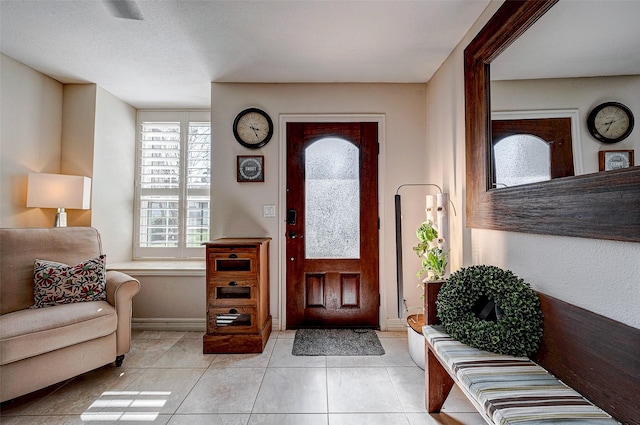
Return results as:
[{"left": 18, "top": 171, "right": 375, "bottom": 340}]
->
[{"left": 27, "top": 173, "right": 91, "bottom": 210}]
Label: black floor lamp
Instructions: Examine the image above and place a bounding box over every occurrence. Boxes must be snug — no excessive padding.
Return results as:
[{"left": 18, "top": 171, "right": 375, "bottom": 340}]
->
[{"left": 394, "top": 183, "right": 443, "bottom": 318}]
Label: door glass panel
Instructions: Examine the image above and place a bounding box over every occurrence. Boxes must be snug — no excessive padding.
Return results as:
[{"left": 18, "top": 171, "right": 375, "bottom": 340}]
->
[
  {"left": 305, "top": 137, "right": 360, "bottom": 259},
  {"left": 493, "top": 134, "right": 550, "bottom": 188}
]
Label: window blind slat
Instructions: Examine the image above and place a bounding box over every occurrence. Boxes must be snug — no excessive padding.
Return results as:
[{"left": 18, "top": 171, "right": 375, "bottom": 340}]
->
[{"left": 136, "top": 115, "right": 211, "bottom": 258}]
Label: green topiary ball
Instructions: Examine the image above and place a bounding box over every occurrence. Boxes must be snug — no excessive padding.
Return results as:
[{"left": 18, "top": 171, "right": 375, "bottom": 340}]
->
[{"left": 436, "top": 265, "right": 543, "bottom": 357}]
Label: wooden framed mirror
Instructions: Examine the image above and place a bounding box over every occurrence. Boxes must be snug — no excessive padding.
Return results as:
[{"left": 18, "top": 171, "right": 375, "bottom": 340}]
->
[{"left": 464, "top": 0, "right": 640, "bottom": 242}]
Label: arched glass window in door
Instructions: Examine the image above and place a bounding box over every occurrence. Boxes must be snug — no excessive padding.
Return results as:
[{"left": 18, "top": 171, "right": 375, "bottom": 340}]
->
[
  {"left": 493, "top": 134, "right": 550, "bottom": 188},
  {"left": 305, "top": 137, "right": 360, "bottom": 259}
]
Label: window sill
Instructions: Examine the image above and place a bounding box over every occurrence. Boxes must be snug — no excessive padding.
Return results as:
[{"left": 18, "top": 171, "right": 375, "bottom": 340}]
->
[{"left": 107, "top": 260, "right": 206, "bottom": 277}]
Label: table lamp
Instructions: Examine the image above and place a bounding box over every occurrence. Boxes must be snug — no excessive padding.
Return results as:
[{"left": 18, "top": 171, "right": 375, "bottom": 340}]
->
[{"left": 26, "top": 173, "right": 91, "bottom": 227}]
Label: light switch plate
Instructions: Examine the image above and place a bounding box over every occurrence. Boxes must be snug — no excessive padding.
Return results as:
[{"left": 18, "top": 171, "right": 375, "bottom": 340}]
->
[{"left": 263, "top": 204, "right": 276, "bottom": 218}]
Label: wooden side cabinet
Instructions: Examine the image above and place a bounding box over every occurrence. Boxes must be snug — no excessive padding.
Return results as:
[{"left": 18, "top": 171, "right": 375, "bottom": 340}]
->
[{"left": 203, "top": 238, "right": 272, "bottom": 353}]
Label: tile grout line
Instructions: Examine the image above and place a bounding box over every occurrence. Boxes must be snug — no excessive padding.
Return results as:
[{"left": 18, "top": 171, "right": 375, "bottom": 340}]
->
[
  {"left": 246, "top": 330, "right": 279, "bottom": 421},
  {"left": 166, "top": 333, "right": 215, "bottom": 422},
  {"left": 1, "top": 331, "right": 484, "bottom": 424}
]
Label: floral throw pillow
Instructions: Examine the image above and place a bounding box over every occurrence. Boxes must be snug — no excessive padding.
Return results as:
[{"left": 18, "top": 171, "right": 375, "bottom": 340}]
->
[{"left": 32, "top": 255, "right": 107, "bottom": 308}]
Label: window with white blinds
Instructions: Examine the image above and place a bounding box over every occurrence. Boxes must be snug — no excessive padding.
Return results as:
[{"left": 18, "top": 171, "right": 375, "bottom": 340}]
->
[{"left": 135, "top": 111, "right": 210, "bottom": 258}]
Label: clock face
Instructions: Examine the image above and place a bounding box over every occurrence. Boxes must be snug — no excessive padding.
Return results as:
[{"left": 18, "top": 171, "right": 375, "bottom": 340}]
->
[
  {"left": 587, "top": 102, "right": 634, "bottom": 144},
  {"left": 233, "top": 108, "right": 273, "bottom": 149}
]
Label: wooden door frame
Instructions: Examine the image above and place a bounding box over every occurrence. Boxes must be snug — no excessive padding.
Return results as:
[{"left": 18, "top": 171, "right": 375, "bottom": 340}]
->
[
  {"left": 277, "top": 114, "right": 387, "bottom": 331},
  {"left": 491, "top": 109, "right": 583, "bottom": 175}
]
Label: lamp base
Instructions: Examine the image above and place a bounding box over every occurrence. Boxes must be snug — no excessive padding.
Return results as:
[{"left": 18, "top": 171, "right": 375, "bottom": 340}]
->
[{"left": 54, "top": 208, "right": 67, "bottom": 227}]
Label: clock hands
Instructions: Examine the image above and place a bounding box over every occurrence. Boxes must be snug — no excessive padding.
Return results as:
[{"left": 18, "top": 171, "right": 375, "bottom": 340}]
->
[
  {"left": 247, "top": 124, "right": 264, "bottom": 140},
  {"left": 605, "top": 119, "right": 616, "bottom": 133},
  {"left": 598, "top": 115, "right": 625, "bottom": 134},
  {"left": 234, "top": 108, "right": 273, "bottom": 148},
  {"left": 602, "top": 117, "right": 628, "bottom": 135},
  {"left": 588, "top": 102, "right": 633, "bottom": 143}
]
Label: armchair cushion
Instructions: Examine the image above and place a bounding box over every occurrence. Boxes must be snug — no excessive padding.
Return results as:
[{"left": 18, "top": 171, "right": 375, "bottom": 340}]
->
[
  {"left": 0, "top": 301, "right": 116, "bottom": 365},
  {"left": 32, "top": 255, "right": 107, "bottom": 308}
]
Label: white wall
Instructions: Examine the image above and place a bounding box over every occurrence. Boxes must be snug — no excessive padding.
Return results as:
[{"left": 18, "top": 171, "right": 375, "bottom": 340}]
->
[
  {"left": 131, "top": 273, "right": 206, "bottom": 329},
  {"left": 492, "top": 75, "right": 640, "bottom": 174},
  {"left": 1, "top": 56, "right": 135, "bottom": 262},
  {"left": 0, "top": 54, "right": 63, "bottom": 228},
  {"left": 92, "top": 86, "right": 136, "bottom": 262},
  {"left": 472, "top": 229, "right": 640, "bottom": 327},
  {"left": 422, "top": 37, "right": 473, "bottom": 275},
  {"left": 61, "top": 84, "right": 97, "bottom": 227},
  {"left": 426, "top": 0, "right": 640, "bottom": 329},
  {"left": 60, "top": 84, "right": 136, "bottom": 259},
  {"left": 211, "top": 83, "right": 430, "bottom": 329}
]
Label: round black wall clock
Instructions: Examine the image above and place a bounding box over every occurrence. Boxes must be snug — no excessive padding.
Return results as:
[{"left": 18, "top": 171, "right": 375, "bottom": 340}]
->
[
  {"left": 587, "top": 102, "right": 634, "bottom": 144},
  {"left": 233, "top": 108, "right": 274, "bottom": 149}
]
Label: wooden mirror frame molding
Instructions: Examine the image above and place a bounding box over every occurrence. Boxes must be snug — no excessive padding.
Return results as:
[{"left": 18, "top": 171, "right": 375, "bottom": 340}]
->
[{"left": 465, "top": 0, "right": 640, "bottom": 242}]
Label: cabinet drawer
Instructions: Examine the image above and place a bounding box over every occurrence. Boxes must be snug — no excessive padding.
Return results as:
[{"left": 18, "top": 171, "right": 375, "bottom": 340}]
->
[
  {"left": 207, "top": 306, "right": 257, "bottom": 334},
  {"left": 209, "top": 279, "right": 257, "bottom": 305},
  {"left": 208, "top": 251, "right": 257, "bottom": 275}
]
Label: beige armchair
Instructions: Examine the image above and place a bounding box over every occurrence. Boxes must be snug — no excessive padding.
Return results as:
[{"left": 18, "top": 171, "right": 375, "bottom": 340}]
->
[{"left": 0, "top": 227, "right": 140, "bottom": 402}]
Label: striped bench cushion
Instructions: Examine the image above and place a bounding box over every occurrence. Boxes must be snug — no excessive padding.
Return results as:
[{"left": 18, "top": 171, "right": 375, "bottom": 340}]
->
[{"left": 423, "top": 325, "right": 620, "bottom": 424}]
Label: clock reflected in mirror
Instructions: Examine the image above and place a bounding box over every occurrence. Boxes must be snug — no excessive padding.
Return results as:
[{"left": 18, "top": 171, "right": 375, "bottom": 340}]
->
[
  {"left": 237, "top": 155, "right": 265, "bottom": 182},
  {"left": 588, "top": 102, "right": 634, "bottom": 144},
  {"left": 599, "top": 150, "right": 634, "bottom": 172}
]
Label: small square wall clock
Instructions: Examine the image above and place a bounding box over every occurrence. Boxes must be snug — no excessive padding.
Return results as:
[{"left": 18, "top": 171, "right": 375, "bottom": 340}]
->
[{"left": 237, "top": 155, "right": 264, "bottom": 182}]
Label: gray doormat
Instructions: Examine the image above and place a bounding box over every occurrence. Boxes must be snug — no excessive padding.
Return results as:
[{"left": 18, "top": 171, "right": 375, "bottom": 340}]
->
[{"left": 292, "top": 329, "right": 385, "bottom": 356}]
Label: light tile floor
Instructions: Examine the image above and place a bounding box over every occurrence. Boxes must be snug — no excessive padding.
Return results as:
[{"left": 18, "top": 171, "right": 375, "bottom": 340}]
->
[{"left": 1, "top": 330, "right": 485, "bottom": 424}]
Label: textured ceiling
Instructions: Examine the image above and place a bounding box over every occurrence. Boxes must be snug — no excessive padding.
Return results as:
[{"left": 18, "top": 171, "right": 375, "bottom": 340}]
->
[
  {"left": 0, "top": 0, "right": 490, "bottom": 108},
  {"left": 4, "top": 1, "right": 635, "bottom": 110},
  {"left": 492, "top": 0, "right": 640, "bottom": 81}
]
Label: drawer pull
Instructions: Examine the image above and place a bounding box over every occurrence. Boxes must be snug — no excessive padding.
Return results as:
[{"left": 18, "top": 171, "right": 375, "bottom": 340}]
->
[
  {"left": 228, "top": 281, "right": 238, "bottom": 286},
  {"left": 229, "top": 308, "right": 238, "bottom": 314},
  {"left": 229, "top": 253, "right": 238, "bottom": 258}
]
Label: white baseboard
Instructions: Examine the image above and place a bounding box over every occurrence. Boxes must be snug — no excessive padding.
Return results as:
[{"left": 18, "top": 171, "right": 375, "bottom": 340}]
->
[
  {"left": 131, "top": 317, "right": 399, "bottom": 333},
  {"left": 132, "top": 317, "right": 400, "bottom": 332},
  {"left": 385, "top": 317, "right": 409, "bottom": 332},
  {"left": 132, "top": 318, "right": 205, "bottom": 331},
  {"left": 132, "top": 317, "right": 282, "bottom": 332}
]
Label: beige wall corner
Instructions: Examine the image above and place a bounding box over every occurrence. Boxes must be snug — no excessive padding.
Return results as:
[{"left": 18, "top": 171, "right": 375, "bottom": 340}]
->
[{"left": 0, "top": 54, "right": 64, "bottom": 228}]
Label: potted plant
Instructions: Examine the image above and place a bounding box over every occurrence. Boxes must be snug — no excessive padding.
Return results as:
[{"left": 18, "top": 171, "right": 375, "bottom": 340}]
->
[
  {"left": 413, "top": 220, "right": 448, "bottom": 282},
  {"left": 406, "top": 220, "right": 449, "bottom": 369}
]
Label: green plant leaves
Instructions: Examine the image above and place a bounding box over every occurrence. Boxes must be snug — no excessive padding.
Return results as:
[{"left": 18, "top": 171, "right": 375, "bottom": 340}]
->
[
  {"left": 435, "top": 265, "right": 543, "bottom": 357},
  {"left": 413, "top": 221, "right": 448, "bottom": 281},
  {"left": 416, "top": 221, "right": 439, "bottom": 244}
]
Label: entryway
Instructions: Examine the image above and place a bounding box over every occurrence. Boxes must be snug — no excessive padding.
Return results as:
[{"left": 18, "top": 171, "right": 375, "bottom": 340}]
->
[{"left": 285, "top": 122, "right": 379, "bottom": 329}]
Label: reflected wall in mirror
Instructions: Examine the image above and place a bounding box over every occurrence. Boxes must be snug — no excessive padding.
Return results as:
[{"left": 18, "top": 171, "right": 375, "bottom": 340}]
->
[
  {"left": 490, "top": 0, "right": 639, "bottom": 177},
  {"left": 464, "top": 0, "right": 640, "bottom": 242}
]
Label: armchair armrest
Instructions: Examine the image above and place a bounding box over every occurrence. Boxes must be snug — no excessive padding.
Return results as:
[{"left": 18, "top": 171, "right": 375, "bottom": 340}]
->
[{"left": 106, "top": 270, "right": 141, "bottom": 356}]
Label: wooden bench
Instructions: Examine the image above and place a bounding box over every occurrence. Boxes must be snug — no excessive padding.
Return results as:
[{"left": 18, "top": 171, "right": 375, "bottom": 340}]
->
[{"left": 422, "top": 281, "right": 640, "bottom": 425}]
